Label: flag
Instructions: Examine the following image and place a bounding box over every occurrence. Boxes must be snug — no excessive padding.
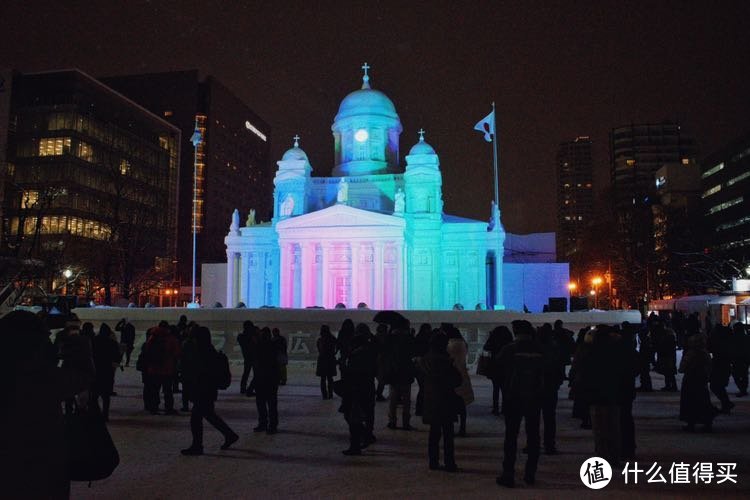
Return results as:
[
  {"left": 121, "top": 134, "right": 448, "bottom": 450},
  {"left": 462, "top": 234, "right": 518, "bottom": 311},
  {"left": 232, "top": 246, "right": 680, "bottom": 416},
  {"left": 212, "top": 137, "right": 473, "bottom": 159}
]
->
[
  {"left": 190, "top": 128, "right": 202, "bottom": 147},
  {"left": 474, "top": 110, "right": 495, "bottom": 142}
]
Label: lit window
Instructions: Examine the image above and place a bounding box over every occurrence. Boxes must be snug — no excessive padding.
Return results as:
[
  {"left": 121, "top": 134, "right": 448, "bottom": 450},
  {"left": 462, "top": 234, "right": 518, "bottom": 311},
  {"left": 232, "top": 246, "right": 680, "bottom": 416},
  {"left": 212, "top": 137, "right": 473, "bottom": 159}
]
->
[
  {"left": 701, "top": 184, "right": 721, "bottom": 198},
  {"left": 707, "top": 196, "right": 743, "bottom": 215},
  {"left": 702, "top": 162, "right": 724, "bottom": 178},
  {"left": 76, "top": 142, "right": 93, "bottom": 162},
  {"left": 163, "top": 110, "right": 173, "bottom": 117},
  {"left": 38, "top": 137, "right": 71, "bottom": 156},
  {"left": 22, "top": 190, "right": 39, "bottom": 208},
  {"left": 120, "top": 159, "right": 130, "bottom": 175},
  {"left": 727, "top": 171, "right": 750, "bottom": 186},
  {"left": 681, "top": 158, "right": 690, "bottom": 165},
  {"left": 626, "top": 159, "right": 635, "bottom": 166}
]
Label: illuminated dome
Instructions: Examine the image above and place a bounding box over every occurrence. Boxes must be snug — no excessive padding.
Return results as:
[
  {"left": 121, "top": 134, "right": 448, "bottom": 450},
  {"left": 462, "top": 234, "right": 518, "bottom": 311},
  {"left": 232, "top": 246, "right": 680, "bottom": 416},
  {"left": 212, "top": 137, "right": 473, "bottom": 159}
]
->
[
  {"left": 281, "top": 135, "right": 308, "bottom": 162},
  {"left": 335, "top": 88, "right": 398, "bottom": 121},
  {"left": 409, "top": 130, "right": 435, "bottom": 155}
]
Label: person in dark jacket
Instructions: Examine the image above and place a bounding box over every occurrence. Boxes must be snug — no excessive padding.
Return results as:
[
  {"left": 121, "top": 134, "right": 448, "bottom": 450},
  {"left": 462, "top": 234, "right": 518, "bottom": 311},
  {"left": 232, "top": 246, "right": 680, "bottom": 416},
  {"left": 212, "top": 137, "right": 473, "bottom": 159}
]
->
[
  {"left": 636, "top": 327, "right": 654, "bottom": 392},
  {"left": 115, "top": 317, "right": 136, "bottom": 366},
  {"left": 552, "top": 320, "right": 575, "bottom": 378},
  {"left": 237, "top": 320, "right": 258, "bottom": 396},
  {"left": 653, "top": 322, "right": 678, "bottom": 391},
  {"left": 374, "top": 323, "right": 389, "bottom": 402},
  {"left": 340, "top": 324, "right": 378, "bottom": 455},
  {"left": 730, "top": 322, "right": 749, "bottom": 397},
  {"left": 537, "top": 324, "right": 564, "bottom": 454},
  {"left": 679, "top": 334, "right": 718, "bottom": 432},
  {"left": 316, "top": 325, "right": 338, "bottom": 399},
  {"left": 418, "top": 330, "right": 462, "bottom": 471},
  {"left": 2, "top": 310, "right": 94, "bottom": 498},
  {"left": 254, "top": 327, "right": 281, "bottom": 434},
  {"left": 580, "top": 325, "right": 626, "bottom": 465},
  {"left": 273, "top": 327, "right": 289, "bottom": 385},
  {"left": 484, "top": 325, "right": 514, "bottom": 415},
  {"left": 384, "top": 325, "right": 416, "bottom": 430},
  {"left": 413, "top": 323, "right": 432, "bottom": 415},
  {"left": 180, "top": 326, "right": 238, "bottom": 455},
  {"left": 496, "top": 320, "right": 545, "bottom": 488},
  {"left": 92, "top": 323, "right": 123, "bottom": 421},
  {"left": 618, "top": 324, "right": 639, "bottom": 459},
  {"left": 709, "top": 325, "right": 734, "bottom": 413}
]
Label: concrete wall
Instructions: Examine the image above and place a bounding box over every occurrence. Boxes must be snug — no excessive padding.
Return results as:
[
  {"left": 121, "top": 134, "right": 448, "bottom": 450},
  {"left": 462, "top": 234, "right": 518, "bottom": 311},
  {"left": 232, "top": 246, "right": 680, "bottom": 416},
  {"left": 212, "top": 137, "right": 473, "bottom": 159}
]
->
[{"left": 74, "top": 307, "right": 639, "bottom": 365}]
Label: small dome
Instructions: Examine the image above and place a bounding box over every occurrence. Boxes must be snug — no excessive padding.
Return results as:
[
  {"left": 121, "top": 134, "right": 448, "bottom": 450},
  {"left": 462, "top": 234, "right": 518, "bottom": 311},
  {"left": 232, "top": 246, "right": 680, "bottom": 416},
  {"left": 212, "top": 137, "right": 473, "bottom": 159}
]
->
[
  {"left": 335, "top": 88, "right": 398, "bottom": 121},
  {"left": 281, "top": 146, "right": 308, "bottom": 162},
  {"left": 408, "top": 130, "right": 435, "bottom": 155}
]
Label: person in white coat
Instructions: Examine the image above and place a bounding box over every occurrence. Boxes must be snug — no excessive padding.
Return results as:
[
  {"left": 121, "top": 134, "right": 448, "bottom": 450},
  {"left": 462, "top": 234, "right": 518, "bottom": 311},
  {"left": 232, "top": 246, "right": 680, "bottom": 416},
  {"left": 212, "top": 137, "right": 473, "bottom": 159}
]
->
[{"left": 444, "top": 324, "right": 474, "bottom": 436}]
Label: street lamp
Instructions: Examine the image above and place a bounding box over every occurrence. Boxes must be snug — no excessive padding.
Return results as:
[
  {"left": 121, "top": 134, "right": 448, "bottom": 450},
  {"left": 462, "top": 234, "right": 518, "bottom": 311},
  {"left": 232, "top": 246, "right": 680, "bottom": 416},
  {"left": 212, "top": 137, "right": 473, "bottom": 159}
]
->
[
  {"left": 591, "top": 276, "right": 603, "bottom": 308},
  {"left": 568, "top": 282, "right": 577, "bottom": 293},
  {"left": 63, "top": 269, "right": 73, "bottom": 279}
]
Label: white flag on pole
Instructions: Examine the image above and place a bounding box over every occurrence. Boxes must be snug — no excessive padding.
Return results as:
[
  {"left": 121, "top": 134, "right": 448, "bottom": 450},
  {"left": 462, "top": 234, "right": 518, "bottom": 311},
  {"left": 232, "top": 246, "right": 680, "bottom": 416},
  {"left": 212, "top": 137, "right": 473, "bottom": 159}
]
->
[{"left": 474, "top": 110, "right": 495, "bottom": 142}]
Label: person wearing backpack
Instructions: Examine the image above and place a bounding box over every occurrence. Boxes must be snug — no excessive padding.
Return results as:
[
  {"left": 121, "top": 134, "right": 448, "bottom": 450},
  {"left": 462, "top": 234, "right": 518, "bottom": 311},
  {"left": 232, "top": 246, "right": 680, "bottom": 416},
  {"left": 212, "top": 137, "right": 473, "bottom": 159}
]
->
[
  {"left": 180, "top": 326, "right": 238, "bottom": 455},
  {"left": 496, "top": 320, "right": 545, "bottom": 488}
]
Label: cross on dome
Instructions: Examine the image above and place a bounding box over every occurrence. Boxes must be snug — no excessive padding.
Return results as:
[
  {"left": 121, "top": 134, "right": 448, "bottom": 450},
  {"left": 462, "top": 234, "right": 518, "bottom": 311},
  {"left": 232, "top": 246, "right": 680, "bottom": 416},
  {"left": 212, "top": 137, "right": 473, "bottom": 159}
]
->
[
  {"left": 361, "top": 62, "right": 371, "bottom": 89},
  {"left": 293, "top": 134, "right": 300, "bottom": 147},
  {"left": 418, "top": 128, "right": 426, "bottom": 141}
]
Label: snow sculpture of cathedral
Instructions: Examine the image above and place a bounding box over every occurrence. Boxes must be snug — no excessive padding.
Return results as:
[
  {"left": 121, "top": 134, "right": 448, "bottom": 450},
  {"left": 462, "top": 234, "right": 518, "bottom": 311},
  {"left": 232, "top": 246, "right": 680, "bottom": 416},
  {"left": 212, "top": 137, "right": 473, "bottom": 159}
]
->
[{"left": 225, "top": 65, "right": 505, "bottom": 310}]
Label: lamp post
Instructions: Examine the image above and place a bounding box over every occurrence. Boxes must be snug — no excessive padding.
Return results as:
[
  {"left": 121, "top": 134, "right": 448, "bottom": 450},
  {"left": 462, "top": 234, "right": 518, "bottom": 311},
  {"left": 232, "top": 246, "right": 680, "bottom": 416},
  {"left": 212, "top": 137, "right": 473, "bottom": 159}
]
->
[
  {"left": 591, "top": 276, "right": 603, "bottom": 309},
  {"left": 188, "top": 124, "right": 202, "bottom": 309}
]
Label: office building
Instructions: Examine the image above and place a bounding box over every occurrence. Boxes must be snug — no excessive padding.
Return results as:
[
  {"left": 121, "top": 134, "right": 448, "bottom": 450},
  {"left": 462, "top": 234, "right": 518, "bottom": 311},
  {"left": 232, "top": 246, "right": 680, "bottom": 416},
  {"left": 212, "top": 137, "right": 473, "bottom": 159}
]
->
[
  {"left": 556, "top": 136, "right": 593, "bottom": 263},
  {"left": 102, "top": 71, "right": 271, "bottom": 290},
  {"left": 0, "top": 69, "right": 180, "bottom": 302}
]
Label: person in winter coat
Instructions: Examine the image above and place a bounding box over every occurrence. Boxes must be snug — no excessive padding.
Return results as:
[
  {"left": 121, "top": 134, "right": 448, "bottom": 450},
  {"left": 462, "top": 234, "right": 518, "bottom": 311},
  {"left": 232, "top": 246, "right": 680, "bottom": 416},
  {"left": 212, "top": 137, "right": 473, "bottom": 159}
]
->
[
  {"left": 730, "top": 322, "right": 749, "bottom": 397},
  {"left": 709, "top": 325, "right": 734, "bottom": 414},
  {"left": 654, "top": 322, "right": 678, "bottom": 391},
  {"left": 537, "top": 323, "right": 564, "bottom": 454},
  {"left": 316, "top": 325, "right": 338, "bottom": 399},
  {"left": 384, "top": 326, "right": 416, "bottom": 430},
  {"left": 418, "top": 330, "right": 462, "bottom": 471},
  {"left": 679, "top": 334, "right": 718, "bottom": 432},
  {"left": 445, "top": 325, "right": 473, "bottom": 437},
  {"left": 2, "top": 310, "right": 94, "bottom": 498},
  {"left": 180, "top": 326, "right": 238, "bottom": 455},
  {"left": 496, "top": 320, "right": 545, "bottom": 488},
  {"left": 484, "top": 325, "right": 514, "bottom": 415},
  {"left": 571, "top": 329, "right": 594, "bottom": 428},
  {"left": 340, "top": 325, "right": 378, "bottom": 455},
  {"left": 272, "top": 328, "right": 289, "bottom": 385},
  {"left": 144, "top": 321, "right": 182, "bottom": 414},
  {"left": 413, "top": 323, "right": 432, "bottom": 415},
  {"left": 254, "top": 327, "right": 281, "bottom": 434},
  {"left": 92, "top": 323, "right": 123, "bottom": 421},
  {"left": 237, "top": 320, "right": 258, "bottom": 396},
  {"left": 115, "top": 317, "right": 136, "bottom": 366}
]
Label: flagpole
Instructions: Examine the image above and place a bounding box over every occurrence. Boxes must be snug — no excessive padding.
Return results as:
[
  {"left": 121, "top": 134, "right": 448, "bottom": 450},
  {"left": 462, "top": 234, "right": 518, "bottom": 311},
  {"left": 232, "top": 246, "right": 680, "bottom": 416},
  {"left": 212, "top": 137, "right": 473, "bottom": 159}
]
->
[{"left": 491, "top": 101, "right": 499, "bottom": 214}]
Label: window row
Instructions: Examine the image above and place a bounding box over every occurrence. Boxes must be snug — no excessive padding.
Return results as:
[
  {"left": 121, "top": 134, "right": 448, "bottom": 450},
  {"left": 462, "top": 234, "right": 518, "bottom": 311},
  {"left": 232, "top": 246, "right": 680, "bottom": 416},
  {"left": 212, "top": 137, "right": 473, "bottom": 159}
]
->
[{"left": 8, "top": 216, "right": 112, "bottom": 240}]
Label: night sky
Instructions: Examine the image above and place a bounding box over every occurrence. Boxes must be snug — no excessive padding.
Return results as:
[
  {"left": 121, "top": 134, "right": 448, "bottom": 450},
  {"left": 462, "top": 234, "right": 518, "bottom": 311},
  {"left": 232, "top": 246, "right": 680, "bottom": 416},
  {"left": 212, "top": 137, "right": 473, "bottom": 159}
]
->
[{"left": 1, "top": 1, "right": 748, "bottom": 233}]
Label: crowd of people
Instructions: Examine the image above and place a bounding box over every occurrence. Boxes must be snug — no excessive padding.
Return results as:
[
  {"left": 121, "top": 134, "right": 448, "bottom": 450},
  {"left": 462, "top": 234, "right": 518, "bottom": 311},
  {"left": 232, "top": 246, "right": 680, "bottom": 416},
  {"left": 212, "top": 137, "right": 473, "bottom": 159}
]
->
[{"left": 3, "top": 308, "right": 749, "bottom": 495}]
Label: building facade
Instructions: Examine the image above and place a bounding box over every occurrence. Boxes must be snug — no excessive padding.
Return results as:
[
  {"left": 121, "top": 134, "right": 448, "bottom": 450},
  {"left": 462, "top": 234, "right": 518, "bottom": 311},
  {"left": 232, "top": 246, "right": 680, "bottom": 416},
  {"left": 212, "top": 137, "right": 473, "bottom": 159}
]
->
[
  {"left": 102, "top": 71, "right": 271, "bottom": 287},
  {"left": 0, "top": 69, "right": 180, "bottom": 300},
  {"left": 556, "top": 136, "right": 593, "bottom": 262},
  {"left": 609, "top": 122, "right": 698, "bottom": 303},
  {"left": 225, "top": 68, "right": 507, "bottom": 310},
  {"left": 701, "top": 133, "right": 750, "bottom": 261},
  {"left": 652, "top": 161, "right": 702, "bottom": 297}
]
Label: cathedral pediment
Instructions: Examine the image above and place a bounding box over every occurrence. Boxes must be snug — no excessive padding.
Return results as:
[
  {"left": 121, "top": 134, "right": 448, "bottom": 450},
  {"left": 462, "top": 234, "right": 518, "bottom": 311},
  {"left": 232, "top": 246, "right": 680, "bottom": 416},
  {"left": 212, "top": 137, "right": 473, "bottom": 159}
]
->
[{"left": 276, "top": 203, "right": 405, "bottom": 230}]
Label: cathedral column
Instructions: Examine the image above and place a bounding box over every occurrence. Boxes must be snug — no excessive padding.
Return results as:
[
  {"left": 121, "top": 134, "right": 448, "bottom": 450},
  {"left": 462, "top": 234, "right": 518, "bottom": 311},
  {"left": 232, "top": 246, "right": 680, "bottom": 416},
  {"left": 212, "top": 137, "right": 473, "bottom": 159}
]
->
[
  {"left": 239, "top": 251, "right": 250, "bottom": 306},
  {"left": 279, "top": 242, "right": 291, "bottom": 307},
  {"left": 402, "top": 241, "right": 409, "bottom": 309},
  {"left": 374, "top": 241, "right": 384, "bottom": 310},
  {"left": 394, "top": 241, "right": 404, "bottom": 309},
  {"left": 300, "top": 241, "right": 312, "bottom": 307},
  {"left": 351, "top": 241, "right": 360, "bottom": 307},
  {"left": 322, "top": 242, "right": 331, "bottom": 308},
  {"left": 226, "top": 250, "right": 236, "bottom": 308}
]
